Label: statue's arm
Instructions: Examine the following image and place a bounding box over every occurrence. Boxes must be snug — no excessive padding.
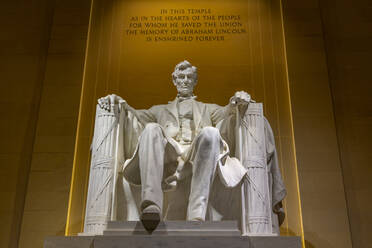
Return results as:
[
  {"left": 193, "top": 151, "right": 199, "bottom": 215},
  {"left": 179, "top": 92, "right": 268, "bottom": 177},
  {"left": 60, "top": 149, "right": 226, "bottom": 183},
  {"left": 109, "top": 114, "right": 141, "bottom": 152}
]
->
[
  {"left": 123, "top": 104, "right": 156, "bottom": 125},
  {"left": 210, "top": 104, "right": 234, "bottom": 126},
  {"left": 98, "top": 94, "right": 156, "bottom": 124},
  {"left": 210, "top": 91, "right": 252, "bottom": 125}
]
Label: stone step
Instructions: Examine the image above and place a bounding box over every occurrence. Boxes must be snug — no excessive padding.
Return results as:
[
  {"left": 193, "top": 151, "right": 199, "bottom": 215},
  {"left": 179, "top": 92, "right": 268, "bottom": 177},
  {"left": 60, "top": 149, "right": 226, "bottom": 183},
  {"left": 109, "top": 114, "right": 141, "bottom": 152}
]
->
[
  {"left": 44, "top": 235, "right": 302, "bottom": 248},
  {"left": 103, "top": 221, "right": 241, "bottom": 236}
]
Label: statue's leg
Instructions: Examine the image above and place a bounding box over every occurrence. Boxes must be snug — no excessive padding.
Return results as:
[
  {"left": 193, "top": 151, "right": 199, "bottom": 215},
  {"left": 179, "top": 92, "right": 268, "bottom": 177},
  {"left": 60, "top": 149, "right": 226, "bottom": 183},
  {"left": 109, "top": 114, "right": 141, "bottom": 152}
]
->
[
  {"left": 138, "top": 123, "right": 167, "bottom": 213},
  {"left": 186, "top": 127, "right": 222, "bottom": 221}
]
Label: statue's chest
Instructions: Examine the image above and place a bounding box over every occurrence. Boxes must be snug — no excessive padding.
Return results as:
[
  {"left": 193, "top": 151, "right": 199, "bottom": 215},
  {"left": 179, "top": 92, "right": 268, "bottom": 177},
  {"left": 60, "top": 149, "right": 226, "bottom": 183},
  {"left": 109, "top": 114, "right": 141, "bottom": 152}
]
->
[
  {"left": 178, "top": 99, "right": 194, "bottom": 119},
  {"left": 177, "top": 99, "right": 195, "bottom": 143}
]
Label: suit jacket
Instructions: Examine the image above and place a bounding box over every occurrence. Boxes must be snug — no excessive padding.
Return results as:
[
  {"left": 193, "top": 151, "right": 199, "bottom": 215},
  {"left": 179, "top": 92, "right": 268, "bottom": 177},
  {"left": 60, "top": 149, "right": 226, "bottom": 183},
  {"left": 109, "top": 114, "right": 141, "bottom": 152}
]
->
[
  {"left": 127, "top": 98, "right": 232, "bottom": 139},
  {"left": 122, "top": 98, "right": 236, "bottom": 185}
]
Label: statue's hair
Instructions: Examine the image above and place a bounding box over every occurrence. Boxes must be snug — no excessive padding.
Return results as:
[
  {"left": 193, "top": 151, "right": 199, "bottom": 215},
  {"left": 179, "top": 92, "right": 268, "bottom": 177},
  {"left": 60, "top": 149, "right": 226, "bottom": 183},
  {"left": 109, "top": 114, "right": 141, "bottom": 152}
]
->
[{"left": 172, "top": 60, "right": 198, "bottom": 85}]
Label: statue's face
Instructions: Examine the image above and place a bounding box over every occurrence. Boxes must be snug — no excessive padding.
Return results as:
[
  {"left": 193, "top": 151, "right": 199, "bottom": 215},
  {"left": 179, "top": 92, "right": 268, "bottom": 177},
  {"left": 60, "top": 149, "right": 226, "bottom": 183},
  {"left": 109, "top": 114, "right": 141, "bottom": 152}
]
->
[{"left": 174, "top": 67, "right": 196, "bottom": 97}]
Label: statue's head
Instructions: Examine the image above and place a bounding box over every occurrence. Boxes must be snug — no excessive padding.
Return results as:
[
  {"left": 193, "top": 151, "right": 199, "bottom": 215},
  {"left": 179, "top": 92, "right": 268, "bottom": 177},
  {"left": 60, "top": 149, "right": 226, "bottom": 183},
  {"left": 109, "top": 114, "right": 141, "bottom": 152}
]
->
[{"left": 172, "top": 60, "right": 197, "bottom": 97}]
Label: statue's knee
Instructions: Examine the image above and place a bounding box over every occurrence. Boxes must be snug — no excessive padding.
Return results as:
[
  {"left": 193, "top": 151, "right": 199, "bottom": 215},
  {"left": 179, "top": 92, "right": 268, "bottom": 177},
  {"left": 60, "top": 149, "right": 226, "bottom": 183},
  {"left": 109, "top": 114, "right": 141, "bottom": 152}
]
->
[
  {"left": 199, "top": 127, "right": 220, "bottom": 143},
  {"left": 143, "top": 123, "right": 162, "bottom": 134},
  {"left": 139, "top": 123, "right": 164, "bottom": 147}
]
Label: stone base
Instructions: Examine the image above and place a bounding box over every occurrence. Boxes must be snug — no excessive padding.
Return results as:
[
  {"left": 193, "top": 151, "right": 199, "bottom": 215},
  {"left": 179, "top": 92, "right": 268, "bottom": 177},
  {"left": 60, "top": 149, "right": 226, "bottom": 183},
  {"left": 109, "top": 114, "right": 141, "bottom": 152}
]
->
[
  {"left": 45, "top": 235, "right": 301, "bottom": 248},
  {"left": 103, "top": 221, "right": 241, "bottom": 236},
  {"left": 45, "top": 221, "right": 301, "bottom": 248}
]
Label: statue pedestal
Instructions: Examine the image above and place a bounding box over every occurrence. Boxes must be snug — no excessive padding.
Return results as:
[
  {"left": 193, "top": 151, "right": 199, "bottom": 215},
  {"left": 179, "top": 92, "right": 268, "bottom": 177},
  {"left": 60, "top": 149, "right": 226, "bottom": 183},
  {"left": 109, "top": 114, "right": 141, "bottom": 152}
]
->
[
  {"left": 104, "top": 221, "right": 241, "bottom": 236},
  {"left": 45, "top": 221, "right": 301, "bottom": 248}
]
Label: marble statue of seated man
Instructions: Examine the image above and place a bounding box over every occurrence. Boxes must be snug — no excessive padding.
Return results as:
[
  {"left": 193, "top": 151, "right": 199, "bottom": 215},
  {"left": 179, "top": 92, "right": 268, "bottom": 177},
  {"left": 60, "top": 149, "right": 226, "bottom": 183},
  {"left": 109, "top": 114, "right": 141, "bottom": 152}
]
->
[
  {"left": 99, "top": 60, "right": 250, "bottom": 222},
  {"left": 84, "top": 60, "right": 286, "bottom": 236}
]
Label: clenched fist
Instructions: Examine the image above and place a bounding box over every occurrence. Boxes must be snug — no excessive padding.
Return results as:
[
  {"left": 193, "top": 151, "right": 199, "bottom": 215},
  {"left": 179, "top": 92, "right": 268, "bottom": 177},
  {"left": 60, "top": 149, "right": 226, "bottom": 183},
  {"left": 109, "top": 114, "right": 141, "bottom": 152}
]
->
[
  {"left": 230, "top": 91, "right": 251, "bottom": 106},
  {"left": 98, "top": 94, "right": 125, "bottom": 111}
]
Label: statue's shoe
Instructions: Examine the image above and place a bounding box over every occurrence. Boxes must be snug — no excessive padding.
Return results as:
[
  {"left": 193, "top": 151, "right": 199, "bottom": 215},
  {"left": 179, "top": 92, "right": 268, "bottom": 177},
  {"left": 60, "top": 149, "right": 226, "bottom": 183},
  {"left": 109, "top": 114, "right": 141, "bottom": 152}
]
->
[
  {"left": 141, "top": 204, "right": 161, "bottom": 221},
  {"left": 188, "top": 217, "right": 204, "bottom": 221},
  {"left": 140, "top": 205, "right": 161, "bottom": 233}
]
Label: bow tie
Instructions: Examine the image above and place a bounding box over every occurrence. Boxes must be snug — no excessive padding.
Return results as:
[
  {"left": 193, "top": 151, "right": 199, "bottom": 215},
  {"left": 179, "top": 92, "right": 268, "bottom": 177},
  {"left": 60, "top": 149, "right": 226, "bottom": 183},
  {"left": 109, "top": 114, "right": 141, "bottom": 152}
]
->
[{"left": 177, "top": 95, "right": 197, "bottom": 102}]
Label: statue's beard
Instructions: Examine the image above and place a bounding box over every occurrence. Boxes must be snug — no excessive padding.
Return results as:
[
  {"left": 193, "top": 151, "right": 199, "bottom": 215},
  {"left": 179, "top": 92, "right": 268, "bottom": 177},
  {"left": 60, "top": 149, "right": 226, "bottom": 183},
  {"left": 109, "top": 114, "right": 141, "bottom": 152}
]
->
[{"left": 177, "top": 87, "right": 194, "bottom": 97}]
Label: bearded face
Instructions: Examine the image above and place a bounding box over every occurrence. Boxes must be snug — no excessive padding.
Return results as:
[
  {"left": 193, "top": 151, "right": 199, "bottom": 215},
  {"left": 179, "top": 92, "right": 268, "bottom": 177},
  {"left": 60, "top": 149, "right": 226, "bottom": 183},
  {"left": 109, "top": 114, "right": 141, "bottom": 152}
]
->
[{"left": 173, "top": 67, "right": 197, "bottom": 97}]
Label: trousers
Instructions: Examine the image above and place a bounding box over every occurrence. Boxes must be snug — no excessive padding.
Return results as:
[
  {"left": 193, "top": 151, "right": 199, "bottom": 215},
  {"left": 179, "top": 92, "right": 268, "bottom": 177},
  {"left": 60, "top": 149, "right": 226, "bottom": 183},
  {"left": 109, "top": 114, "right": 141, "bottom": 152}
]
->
[{"left": 138, "top": 123, "right": 222, "bottom": 221}]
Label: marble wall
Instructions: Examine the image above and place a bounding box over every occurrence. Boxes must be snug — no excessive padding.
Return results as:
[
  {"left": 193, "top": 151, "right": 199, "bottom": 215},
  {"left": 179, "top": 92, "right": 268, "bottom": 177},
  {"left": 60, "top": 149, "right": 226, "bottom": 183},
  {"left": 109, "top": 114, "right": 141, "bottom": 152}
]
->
[
  {"left": 0, "top": 1, "right": 55, "bottom": 247},
  {"left": 0, "top": 0, "right": 90, "bottom": 248},
  {"left": 281, "top": 1, "right": 353, "bottom": 247},
  {"left": 282, "top": 1, "right": 372, "bottom": 247},
  {"left": 319, "top": 1, "right": 372, "bottom": 247},
  {"left": 17, "top": 1, "right": 91, "bottom": 247}
]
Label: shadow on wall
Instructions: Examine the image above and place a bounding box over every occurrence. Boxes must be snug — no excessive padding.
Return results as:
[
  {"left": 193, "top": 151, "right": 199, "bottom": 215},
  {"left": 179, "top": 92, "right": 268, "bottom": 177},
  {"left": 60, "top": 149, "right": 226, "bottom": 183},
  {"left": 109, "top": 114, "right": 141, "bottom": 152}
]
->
[
  {"left": 57, "top": 227, "right": 65, "bottom": 236},
  {"left": 280, "top": 228, "right": 297, "bottom": 236},
  {"left": 304, "top": 232, "right": 335, "bottom": 248},
  {"left": 284, "top": 228, "right": 335, "bottom": 248}
]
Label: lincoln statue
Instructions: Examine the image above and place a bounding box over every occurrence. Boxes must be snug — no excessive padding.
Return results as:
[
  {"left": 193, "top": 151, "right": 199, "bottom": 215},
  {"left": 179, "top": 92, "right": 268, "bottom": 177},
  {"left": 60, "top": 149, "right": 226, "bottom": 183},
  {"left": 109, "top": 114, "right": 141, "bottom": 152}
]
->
[{"left": 82, "top": 60, "right": 286, "bottom": 236}]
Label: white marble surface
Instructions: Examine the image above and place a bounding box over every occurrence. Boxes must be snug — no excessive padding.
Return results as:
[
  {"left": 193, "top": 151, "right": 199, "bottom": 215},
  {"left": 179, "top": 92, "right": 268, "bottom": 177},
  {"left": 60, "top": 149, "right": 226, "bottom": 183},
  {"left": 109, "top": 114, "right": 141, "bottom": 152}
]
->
[{"left": 103, "top": 221, "right": 241, "bottom": 236}]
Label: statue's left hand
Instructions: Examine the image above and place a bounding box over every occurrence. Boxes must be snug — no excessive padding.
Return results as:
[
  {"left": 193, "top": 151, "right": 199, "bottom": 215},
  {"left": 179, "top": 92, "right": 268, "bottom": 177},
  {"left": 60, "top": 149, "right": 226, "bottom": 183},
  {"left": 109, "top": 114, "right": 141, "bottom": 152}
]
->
[{"left": 230, "top": 91, "right": 251, "bottom": 106}]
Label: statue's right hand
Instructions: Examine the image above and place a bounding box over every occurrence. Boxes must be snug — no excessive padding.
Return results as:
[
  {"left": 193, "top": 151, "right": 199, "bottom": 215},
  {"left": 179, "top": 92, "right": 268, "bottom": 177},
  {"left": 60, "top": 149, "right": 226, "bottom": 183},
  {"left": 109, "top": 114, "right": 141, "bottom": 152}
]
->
[{"left": 98, "top": 94, "right": 125, "bottom": 111}]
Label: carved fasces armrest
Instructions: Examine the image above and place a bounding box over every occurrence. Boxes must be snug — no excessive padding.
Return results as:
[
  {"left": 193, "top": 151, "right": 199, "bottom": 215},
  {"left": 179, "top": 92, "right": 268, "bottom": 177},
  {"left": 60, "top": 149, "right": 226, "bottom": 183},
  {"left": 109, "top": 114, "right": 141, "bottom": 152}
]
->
[{"left": 84, "top": 94, "right": 144, "bottom": 234}]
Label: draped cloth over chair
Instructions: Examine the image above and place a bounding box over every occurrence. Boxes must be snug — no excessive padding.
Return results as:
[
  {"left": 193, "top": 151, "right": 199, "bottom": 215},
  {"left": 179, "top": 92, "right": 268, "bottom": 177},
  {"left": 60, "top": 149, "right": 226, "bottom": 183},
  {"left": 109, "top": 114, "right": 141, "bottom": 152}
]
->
[{"left": 82, "top": 100, "right": 286, "bottom": 236}]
